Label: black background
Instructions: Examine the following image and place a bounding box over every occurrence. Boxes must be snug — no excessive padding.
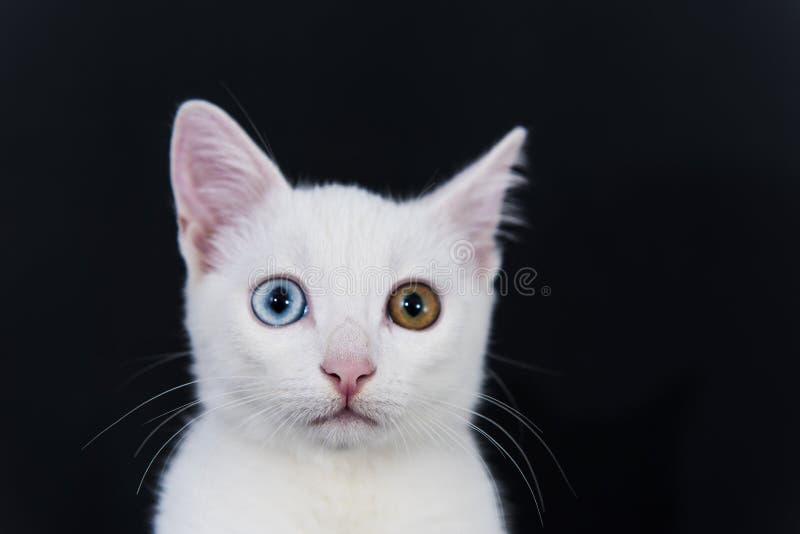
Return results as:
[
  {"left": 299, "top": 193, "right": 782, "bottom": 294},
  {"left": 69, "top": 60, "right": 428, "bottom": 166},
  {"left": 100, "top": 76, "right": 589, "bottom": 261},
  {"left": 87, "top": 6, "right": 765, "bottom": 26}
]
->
[{"left": 3, "top": 1, "right": 799, "bottom": 533}]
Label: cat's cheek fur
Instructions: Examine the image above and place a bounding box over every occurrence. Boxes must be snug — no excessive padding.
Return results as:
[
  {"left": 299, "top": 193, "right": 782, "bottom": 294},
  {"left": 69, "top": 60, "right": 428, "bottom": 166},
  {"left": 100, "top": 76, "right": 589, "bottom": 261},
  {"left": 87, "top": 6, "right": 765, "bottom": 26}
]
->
[
  {"left": 184, "top": 271, "right": 326, "bottom": 446},
  {"left": 399, "top": 291, "right": 494, "bottom": 409}
]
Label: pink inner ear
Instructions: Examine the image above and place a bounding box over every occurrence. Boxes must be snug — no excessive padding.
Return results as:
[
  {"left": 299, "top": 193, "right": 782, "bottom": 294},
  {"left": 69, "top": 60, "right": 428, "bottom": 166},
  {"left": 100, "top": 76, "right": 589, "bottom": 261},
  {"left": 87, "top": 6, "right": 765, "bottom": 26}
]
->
[
  {"left": 448, "top": 177, "right": 519, "bottom": 266},
  {"left": 169, "top": 100, "right": 289, "bottom": 270},
  {"left": 427, "top": 127, "right": 527, "bottom": 268}
]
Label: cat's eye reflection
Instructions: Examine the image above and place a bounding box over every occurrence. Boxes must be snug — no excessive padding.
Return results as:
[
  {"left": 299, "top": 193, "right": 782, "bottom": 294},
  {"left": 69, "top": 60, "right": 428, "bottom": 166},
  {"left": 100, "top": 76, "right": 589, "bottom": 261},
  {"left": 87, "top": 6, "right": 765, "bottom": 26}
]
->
[
  {"left": 387, "top": 282, "right": 440, "bottom": 330},
  {"left": 251, "top": 278, "right": 308, "bottom": 327}
]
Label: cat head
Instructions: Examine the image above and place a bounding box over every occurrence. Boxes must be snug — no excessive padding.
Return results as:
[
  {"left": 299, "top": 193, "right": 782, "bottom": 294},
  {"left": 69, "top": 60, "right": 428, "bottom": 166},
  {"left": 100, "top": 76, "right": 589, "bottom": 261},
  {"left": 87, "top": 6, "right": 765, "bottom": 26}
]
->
[{"left": 170, "top": 100, "right": 526, "bottom": 449}]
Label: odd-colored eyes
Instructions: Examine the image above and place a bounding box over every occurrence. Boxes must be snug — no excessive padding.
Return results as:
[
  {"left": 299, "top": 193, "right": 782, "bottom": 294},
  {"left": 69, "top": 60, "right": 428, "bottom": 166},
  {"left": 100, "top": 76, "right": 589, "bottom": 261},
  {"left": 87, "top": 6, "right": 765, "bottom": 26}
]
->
[
  {"left": 251, "top": 278, "right": 307, "bottom": 327},
  {"left": 251, "top": 278, "right": 441, "bottom": 330},
  {"left": 387, "top": 282, "right": 441, "bottom": 330}
]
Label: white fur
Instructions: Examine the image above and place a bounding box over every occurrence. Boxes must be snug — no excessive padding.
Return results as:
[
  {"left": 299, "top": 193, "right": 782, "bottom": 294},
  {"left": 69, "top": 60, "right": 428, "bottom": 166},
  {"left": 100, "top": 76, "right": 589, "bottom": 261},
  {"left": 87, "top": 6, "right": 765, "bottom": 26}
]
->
[{"left": 155, "top": 101, "right": 526, "bottom": 534}]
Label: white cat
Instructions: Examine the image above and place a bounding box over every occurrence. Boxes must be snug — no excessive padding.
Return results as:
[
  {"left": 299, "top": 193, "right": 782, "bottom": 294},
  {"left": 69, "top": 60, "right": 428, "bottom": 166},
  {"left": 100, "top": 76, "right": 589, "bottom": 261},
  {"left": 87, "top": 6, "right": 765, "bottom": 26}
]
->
[{"left": 155, "top": 100, "right": 528, "bottom": 534}]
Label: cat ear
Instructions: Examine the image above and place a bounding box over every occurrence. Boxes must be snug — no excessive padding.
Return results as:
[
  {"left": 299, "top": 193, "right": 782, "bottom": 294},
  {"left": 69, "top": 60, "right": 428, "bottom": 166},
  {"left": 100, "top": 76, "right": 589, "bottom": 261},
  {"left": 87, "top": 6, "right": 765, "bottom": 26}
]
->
[
  {"left": 170, "top": 100, "right": 290, "bottom": 272},
  {"left": 425, "top": 127, "right": 527, "bottom": 268}
]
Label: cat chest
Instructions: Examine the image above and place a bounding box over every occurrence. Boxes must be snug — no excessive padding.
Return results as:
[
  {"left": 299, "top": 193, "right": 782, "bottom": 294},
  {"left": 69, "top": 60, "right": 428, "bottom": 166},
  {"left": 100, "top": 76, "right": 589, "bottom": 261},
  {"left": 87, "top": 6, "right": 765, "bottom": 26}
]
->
[
  {"left": 264, "top": 459, "right": 447, "bottom": 532},
  {"left": 160, "top": 425, "right": 496, "bottom": 533}
]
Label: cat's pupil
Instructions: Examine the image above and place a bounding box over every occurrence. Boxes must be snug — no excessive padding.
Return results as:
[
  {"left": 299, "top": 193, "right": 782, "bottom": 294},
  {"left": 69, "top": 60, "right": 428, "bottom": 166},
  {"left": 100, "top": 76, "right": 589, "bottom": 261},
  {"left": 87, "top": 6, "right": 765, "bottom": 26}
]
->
[
  {"left": 268, "top": 287, "right": 291, "bottom": 314},
  {"left": 402, "top": 292, "right": 424, "bottom": 317}
]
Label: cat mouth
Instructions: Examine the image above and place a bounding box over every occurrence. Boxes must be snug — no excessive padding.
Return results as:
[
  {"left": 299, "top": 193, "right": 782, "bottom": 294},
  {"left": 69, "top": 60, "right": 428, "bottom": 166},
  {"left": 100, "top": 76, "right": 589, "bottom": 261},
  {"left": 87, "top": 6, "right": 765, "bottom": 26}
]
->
[{"left": 311, "top": 407, "right": 377, "bottom": 426}]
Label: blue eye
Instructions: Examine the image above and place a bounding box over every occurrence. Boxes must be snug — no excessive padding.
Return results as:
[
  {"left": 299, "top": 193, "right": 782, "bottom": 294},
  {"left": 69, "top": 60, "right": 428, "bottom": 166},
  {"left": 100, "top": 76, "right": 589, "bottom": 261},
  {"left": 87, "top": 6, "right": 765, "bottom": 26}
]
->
[{"left": 251, "top": 278, "right": 307, "bottom": 327}]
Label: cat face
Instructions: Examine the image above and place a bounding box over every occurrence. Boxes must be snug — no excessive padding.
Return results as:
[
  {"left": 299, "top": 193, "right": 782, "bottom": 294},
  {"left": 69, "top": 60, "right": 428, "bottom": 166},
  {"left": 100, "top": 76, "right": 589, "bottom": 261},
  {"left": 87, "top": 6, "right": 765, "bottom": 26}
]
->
[{"left": 170, "top": 101, "right": 525, "bottom": 449}]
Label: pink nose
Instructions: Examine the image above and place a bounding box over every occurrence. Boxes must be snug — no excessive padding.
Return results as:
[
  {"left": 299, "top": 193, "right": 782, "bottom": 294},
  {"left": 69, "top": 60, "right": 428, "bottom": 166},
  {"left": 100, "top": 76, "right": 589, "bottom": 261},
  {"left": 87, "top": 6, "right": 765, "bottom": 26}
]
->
[{"left": 321, "top": 358, "right": 376, "bottom": 399}]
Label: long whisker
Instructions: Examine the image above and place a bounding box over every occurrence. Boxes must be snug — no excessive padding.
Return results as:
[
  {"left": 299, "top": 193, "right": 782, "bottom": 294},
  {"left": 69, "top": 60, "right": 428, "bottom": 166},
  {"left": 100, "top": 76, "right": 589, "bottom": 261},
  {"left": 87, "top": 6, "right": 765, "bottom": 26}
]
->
[
  {"left": 486, "top": 367, "right": 526, "bottom": 442},
  {"left": 135, "top": 401, "right": 199, "bottom": 458},
  {"left": 440, "top": 385, "right": 576, "bottom": 496},
  {"left": 219, "top": 82, "right": 276, "bottom": 160},
  {"left": 255, "top": 406, "right": 291, "bottom": 452},
  {"left": 242, "top": 398, "right": 307, "bottom": 449},
  {"left": 143, "top": 398, "right": 205, "bottom": 426},
  {"left": 475, "top": 392, "right": 543, "bottom": 434},
  {"left": 136, "top": 391, "right": 274, "bottom": 494},
  {"left": 487, "top": 353, "right": 563, "bottom": 376},
  {"left": 157, "top": 426, "right": 191, "bottom": 486},
  {"left": 405, "top": 411, "right": 441, "bottom": 448},
  {"left": 390, "top": 419, "right": 411, "bottom": 459},
  {"left": 261, "top": 400, "right": 303, "bottom": 444},
  {"left": 421, "top": 413, "right": 507, "bottom": 530},
  {"left": 281, "top": 409, "right": 309, "bottom": 443},
  {"left": 423, "top": 396, "right": 545, "bottom": 516},
  {"left": 82, "top": 376, "right": 259, "bottom": 450},
  {"left": 116, "top": 351, "right": 191, "bottom": 391},
  {"left": 476, "top": 393, "right": 576, "bottom": 497},
  {"left": 419, "top": 398, "right": 543, "bottom": 526},
  {"left": 486, "top": 368, "right": 521, "bottom": 417},
  {"left": 135, "top": 387, "right": 269, "bottom": 458}
]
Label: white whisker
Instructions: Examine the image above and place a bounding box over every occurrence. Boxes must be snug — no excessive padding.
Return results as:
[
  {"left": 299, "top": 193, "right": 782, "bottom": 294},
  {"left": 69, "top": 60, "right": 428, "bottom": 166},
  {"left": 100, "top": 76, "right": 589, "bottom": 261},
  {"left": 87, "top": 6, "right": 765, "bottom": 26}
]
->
[
  {"left": 82, "top": 375, "right": 260, "bottom": 450},
  {"left": 422, "top": 413, "right": 508, "bottom": 531},
  {"left": 116, "top": 351, "right": 192, "bottom": 391},
  {"left": 417, "top": 397, "right": 544, "bottom": 525},
  {"left": 136, "top": 391, "right": 275, "bottom": 494},
  {"left": 135, "top": 387, "right": 269, "bottom": 458}
]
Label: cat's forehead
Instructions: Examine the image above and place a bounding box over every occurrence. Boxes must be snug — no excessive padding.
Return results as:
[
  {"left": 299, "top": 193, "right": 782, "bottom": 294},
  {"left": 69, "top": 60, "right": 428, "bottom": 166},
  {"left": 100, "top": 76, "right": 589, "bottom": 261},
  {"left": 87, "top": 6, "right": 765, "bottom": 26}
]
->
[
  {"left": 292, "top": 184, "right": 403, "bottom": 242},
  {"left": 242, "top": 183, "right": 449, "bottom": 276}
]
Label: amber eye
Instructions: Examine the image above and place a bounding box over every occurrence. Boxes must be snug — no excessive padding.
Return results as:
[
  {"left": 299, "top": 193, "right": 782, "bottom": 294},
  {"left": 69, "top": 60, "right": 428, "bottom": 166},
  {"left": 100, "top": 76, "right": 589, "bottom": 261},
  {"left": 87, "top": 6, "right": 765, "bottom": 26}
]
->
[{"left": 387, "top": 282, "right": 441, "bottom": 330}]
